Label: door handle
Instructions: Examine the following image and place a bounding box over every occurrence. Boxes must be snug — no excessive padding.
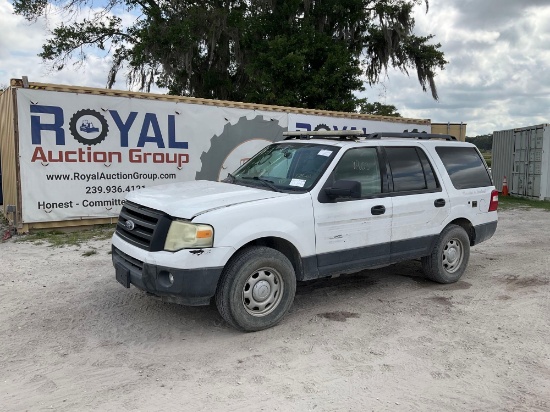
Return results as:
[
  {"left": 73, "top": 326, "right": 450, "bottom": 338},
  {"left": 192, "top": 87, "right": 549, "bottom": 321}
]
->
[
  {"left": 434, "top": 198, "right": 446, "bottom": 208},
  {"left": 371, "top": 205, "right": 386, "bottom": 215}
]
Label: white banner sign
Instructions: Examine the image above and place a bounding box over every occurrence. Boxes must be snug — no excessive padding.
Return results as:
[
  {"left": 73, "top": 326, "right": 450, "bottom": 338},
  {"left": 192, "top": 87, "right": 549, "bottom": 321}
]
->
[{"left": 16, "top": 89, "right": 287, "bottom": 223}]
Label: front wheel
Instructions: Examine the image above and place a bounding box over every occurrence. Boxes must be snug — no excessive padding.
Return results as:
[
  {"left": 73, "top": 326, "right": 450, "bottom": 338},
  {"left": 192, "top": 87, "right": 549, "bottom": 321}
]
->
[
  {"left": 422, "top": 224, "right": 470, "bottom": 284},
  {"left": 215, "top": 246, "right": 296, "bottom": 332}
]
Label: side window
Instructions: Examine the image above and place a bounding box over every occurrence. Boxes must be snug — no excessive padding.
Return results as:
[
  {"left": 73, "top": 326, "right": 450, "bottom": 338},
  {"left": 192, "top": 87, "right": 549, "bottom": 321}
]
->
[
  {"left": 435, "top": 146, "right": 492, "bottom": 189},
  {"left": 417, "top": 149, "right": 440, "bottom": 190},
  {"left": 333, "top": 148, "right": 381, "bottom": 197},
  {"left": 385, "top": 147, "right": 438, "bottom": 192}
]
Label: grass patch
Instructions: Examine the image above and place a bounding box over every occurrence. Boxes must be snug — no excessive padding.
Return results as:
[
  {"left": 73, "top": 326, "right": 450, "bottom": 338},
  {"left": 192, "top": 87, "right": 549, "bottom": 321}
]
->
[
  {"left": 0, "top": 210, "right": 8, "bottom": 226},
  {"left": 499, "top": 196, "right": 550, "bottom": 211},
  {"left": 16, "top": 225, "right": 115, "bottom": 247}
]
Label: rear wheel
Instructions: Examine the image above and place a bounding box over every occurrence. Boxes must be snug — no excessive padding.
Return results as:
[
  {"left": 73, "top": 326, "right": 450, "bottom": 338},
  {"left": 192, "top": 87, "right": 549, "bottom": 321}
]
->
[
  {"left": 215, "top": 246, "right": 296, "bottom": 332},
  {"left": 422, "top": 224, "right": 470, "bottom": 284}
]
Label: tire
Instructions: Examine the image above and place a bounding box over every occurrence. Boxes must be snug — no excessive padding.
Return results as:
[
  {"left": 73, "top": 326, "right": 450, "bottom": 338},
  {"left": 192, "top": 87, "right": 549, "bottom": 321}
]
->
[
  {"left": 215, "top": 246, "right": 296, "bottom": 332},
  {"left": 422, "top": 224, "right": 470, "bottom": 284}
]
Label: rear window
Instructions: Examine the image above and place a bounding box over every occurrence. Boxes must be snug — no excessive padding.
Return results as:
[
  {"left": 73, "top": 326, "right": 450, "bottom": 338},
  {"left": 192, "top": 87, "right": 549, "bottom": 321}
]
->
[{"left": 435, "top": 146, "right": 492, "bottom": 189}]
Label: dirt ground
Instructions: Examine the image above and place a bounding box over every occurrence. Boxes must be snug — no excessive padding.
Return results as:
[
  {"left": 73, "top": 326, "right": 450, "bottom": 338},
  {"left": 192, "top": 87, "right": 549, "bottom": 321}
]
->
[{"left": 1, "top": 208, "right": 549, "bottom": 412}]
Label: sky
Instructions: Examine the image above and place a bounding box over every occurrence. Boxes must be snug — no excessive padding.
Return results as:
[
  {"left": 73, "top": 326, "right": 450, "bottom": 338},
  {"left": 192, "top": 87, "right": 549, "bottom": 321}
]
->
[{"left": 1, "top": 0, "right": 549, "bottom": 136}]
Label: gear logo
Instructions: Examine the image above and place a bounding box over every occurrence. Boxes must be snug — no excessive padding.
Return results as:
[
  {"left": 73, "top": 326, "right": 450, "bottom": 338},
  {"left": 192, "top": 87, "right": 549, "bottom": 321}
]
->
[
  {"left": 69, "top": 109, "right": 109, "bottom": 146},
  {"left": 196, "top": 115, "right": 286, "bottom": 182},
  {"left": 314, "top": 123, "right": 331, "bottom": 131}
]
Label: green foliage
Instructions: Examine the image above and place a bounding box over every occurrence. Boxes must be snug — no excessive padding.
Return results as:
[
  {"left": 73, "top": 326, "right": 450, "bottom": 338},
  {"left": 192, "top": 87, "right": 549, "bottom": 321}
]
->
[
  {"left": 499, "top": 196, "right": 550, "bottom": 212},
  {"left": 14, "top": 0, "right": 447, "bottom": 111},
  {"left": 16, "top": 225, "right": 114, "bottom": 247},
  {"left": 0, "top": 209, "right": 8, "bottom": 226},
  {"left": 358, "top": 101, "right": 401, "bottom": 117},
  {"left": 466, "top": 134, "right": 493, "bottom": 151}
]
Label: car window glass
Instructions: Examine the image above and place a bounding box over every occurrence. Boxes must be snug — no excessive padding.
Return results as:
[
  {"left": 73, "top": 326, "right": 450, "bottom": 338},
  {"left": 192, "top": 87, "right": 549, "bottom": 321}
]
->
[
  {"left": 333, "top": 148, "right": 381, "bottom": 196},
  {"left": 232, "top": 143, "right": 338, "bottom": 191},
  {"left": 435, "top": 146, "right": 492, "bottom": 189},
  {"left": 385, "top": 147, "right": 427, "bottom": 192},
  {"left": 417, "top": 148, "right": 440, "bottom": 190}
]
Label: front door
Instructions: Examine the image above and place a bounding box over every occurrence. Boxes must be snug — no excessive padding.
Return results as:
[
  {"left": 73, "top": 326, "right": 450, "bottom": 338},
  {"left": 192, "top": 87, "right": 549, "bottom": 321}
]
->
[{"left": 313, "top": 147, "right": 392, "bottom": 276}]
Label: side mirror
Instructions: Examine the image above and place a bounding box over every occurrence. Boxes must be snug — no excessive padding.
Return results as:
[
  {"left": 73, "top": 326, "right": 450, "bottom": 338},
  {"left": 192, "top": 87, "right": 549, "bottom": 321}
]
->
[{"left": 324, "top": 180, "right": 361, "bottom": 199}]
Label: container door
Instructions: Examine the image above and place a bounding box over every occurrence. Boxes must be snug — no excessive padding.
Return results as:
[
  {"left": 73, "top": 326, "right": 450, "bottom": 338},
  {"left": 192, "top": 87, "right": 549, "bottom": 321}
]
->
[
  {"left": 527, "top": 127, "right": 543, "bottom": 198},
  {"left": 513, "top": 130, "right": 527, "bottom": 196}
]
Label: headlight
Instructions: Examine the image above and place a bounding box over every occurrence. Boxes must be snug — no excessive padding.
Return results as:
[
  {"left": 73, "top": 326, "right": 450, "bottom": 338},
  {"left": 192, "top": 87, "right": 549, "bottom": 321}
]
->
[{"left": 164, "top": 220, "right": 214, "bottom": 251}]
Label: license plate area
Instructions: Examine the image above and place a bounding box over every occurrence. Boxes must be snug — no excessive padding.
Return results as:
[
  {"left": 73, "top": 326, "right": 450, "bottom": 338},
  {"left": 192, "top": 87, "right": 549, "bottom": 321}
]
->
[{"left": 115, "top": 265, "right": 131, "bottom": 288}]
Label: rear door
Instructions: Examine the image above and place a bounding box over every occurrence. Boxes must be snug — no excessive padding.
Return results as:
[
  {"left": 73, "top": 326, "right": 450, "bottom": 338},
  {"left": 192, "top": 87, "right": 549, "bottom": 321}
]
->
[
  {"left": 313, "top": 147, "right": 392, "bottom": 276},
  {"left": 385, "top": 146, "right": 450, "bottom": 261}
]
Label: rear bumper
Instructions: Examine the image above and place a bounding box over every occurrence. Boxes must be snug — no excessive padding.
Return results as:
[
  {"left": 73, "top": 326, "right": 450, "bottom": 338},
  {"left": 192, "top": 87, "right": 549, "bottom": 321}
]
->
[
  {"left": 112, "top": 246, "right": 223, "bottom": 306},
  {"left": 473, "top": 220, "right": 498, "bottom": 245}
]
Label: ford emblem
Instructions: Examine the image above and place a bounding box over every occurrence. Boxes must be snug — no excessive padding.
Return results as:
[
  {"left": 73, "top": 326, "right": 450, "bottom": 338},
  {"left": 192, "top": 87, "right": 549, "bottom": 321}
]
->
[{"left": 125, "top": 220, "right": 135, "bottom": 231}]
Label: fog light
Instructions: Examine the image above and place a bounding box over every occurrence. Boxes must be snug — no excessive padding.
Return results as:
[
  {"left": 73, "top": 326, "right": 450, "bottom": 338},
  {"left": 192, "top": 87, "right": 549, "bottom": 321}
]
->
[{"left": 158, "top": 270, "right": 175, "bottom": 288}]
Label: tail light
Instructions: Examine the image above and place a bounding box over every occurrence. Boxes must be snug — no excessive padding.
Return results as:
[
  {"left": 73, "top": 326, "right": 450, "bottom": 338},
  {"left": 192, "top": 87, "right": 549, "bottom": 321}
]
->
[{"left": 488, "top": 190, "right": 499, "bottom": 211}]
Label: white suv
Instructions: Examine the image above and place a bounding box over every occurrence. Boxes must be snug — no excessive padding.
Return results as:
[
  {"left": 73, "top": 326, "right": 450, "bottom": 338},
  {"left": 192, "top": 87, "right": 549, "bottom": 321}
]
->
[{"left": 112, "top": 131, "right": 498, "bottom": 331}]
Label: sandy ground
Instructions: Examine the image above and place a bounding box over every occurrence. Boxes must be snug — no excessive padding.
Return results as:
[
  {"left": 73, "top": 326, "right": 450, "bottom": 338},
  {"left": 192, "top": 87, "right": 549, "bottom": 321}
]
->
[{"left": 1, "top": 208, "right": 549, "bottom": 412}]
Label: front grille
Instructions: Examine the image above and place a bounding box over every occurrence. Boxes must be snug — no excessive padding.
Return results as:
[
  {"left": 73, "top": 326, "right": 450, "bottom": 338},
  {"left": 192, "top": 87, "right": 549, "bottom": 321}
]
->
[
  {"left": 116, "top": 201, "right": 172, "bottom": 251},
  {"left": 113, "top": 246, "right": 144, "bottom": 273}
]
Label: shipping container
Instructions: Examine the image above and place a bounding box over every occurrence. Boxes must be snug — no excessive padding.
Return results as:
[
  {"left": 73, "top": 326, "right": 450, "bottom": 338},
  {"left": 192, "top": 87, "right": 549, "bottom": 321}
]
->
[
  {"left": 1, "top": 78, "right": 433, "bottom": 232},
  {"left": 431, "top": 122, "right": 467, "bottom": 142},
  {"left": 492, "top": 124, "right": 550, "bottom": 200}
]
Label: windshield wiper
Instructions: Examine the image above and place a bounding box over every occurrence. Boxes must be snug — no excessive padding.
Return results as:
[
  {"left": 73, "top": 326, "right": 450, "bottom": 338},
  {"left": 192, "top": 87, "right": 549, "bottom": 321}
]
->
[
  {"left": 241, "top": 176, "right": 283, "bottom": 192},
  {"left": 223, "top": 172, "right": 236, "bottom": 183}
]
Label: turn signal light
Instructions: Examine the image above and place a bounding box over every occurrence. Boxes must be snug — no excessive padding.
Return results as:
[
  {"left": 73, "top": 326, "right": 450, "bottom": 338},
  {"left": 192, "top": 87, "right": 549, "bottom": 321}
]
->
[
  {"left": 196, "top": 229, "right": 213, "bottom": 239},
  {"left": 488, "top": 190, "right": 499, "bottom": 212}
]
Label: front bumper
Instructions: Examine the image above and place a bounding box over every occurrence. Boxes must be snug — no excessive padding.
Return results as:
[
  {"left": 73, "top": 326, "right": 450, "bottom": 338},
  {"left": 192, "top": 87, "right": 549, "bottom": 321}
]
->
[{"left": 111, "top": 237, "right": 229, "bottom": 306}]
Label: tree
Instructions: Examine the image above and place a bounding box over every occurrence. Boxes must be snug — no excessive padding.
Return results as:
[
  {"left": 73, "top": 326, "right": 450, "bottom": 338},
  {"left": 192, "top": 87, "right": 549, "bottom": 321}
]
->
[
  {"left": 358, "top": 101, "right": 401, "bottom": 117},
  {"left": 466, "top": 134, "right": 493, "bottom": 152},
  {"left": 14, "top": 0, "right": 447, "bottom": 112}
]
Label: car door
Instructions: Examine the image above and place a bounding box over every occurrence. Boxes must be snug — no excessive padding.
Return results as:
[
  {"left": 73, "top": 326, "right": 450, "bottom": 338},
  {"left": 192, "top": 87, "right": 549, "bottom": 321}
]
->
[
  {"left": 312, "top": 147, "right": 392, "bottom": 276},
  {"left": 384, "top": 145, "right": 450, "bottom": 261}
]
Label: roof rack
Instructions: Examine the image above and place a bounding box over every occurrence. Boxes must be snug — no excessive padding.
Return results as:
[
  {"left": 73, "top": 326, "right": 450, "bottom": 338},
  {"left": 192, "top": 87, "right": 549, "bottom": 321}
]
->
[
  {"left": 283, "top": 130, "right": 364, "bottom": 141},
  {"left": 283, "top": 130, "right": 457, "bottom": 141},
  {"left": 365, "top": 132, "right": 456, "bottom": 141}
]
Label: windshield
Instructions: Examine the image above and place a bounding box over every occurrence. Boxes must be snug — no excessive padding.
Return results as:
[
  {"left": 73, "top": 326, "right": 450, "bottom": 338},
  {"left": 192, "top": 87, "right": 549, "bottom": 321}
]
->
[{"left": 228, "top": 143, "right": 339, "bottom": 192}]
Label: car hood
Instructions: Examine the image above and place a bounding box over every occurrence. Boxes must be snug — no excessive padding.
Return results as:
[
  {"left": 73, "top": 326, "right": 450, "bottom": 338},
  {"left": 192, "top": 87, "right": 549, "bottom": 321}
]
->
[{"left": 125, "top": 180, "right": 287, "bottom": 219}]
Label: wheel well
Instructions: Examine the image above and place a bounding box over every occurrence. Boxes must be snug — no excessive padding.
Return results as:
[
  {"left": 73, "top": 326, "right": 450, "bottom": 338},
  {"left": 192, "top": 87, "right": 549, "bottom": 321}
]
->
[
  {"left": 237, "top": 237, "right": 303, "bottom": 278},
  {"left": 448, "top": 218, "right": 475, "bottom": 245}
]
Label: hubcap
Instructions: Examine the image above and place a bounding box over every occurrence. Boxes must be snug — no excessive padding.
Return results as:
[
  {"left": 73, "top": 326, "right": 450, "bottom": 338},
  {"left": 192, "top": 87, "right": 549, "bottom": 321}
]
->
[
  {"left": 442, "top": 238, "right": 463, "bottom": 273},
  {"left": 242, "top": 268, "right": 284, "bottom": 317},
  {"left": 252, "top": 280, "right": 271, "bottom": 301}
]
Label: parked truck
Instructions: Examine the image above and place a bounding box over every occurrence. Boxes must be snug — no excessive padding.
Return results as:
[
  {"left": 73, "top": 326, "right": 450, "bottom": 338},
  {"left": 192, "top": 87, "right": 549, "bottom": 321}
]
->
[
  {"left": 1, "top": 78, "right": 432, "bottom": 232},
  {"left": 111, "top": 130, "right": 497, "bottom": 331}
]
